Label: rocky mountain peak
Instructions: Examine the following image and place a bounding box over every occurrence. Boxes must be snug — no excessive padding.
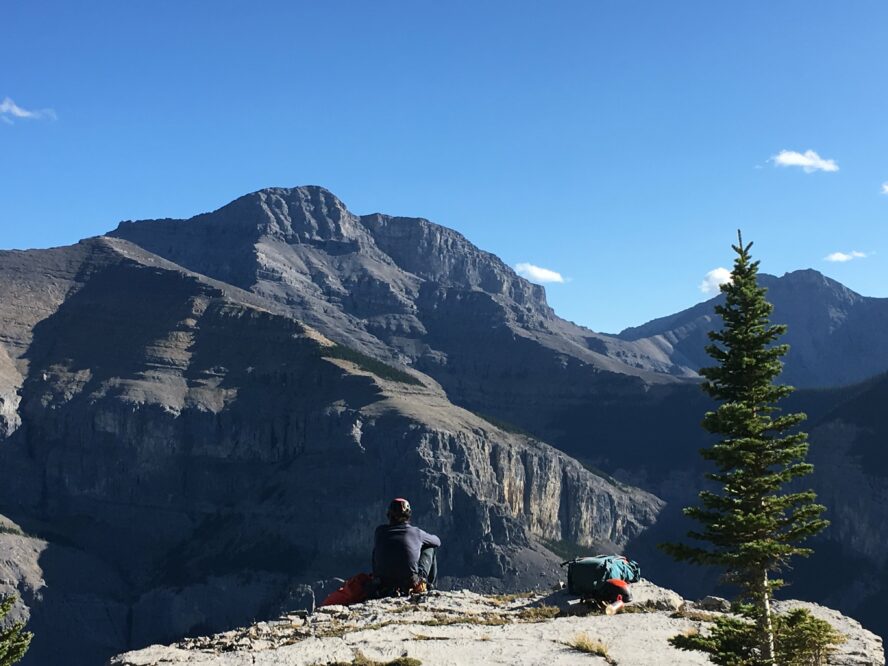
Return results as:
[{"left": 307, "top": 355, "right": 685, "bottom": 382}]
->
[
  {"left": 769, "top": 268, "right": 864, "bottom": 306},
  {"left": 114, "top": 185, "right": 361, "bottom": 244},
  {"left": 359, "top": 211, "right": 551, "bottom": 310},
  {"left": 233, "top": 186, "right": 363, "bottom": 243}
]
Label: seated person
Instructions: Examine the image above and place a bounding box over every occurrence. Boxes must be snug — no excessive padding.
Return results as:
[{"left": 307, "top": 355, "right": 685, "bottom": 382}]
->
[{"left": 372, "top": 497, "right": 441, "bottom": 595}]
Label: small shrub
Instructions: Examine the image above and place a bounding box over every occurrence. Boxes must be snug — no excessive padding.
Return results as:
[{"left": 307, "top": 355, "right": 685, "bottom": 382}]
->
[
  {"left": 777, "top": 608, "right": 846, "bottom": 666},
  {"left": 669, "top": 607, "right": 845, "bottom": 666}
]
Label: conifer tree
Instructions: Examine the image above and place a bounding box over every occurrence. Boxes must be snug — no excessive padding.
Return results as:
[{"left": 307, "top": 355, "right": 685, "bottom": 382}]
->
[
  {"left": 661, "top": 232, "right": 829, "bottom": 665},
  {"left": 0, "top": 594, "right": 32, "bottom": 666}
]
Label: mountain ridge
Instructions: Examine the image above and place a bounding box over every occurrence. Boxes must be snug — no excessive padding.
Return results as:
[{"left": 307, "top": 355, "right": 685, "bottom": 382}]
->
[{"left": 4, "top": 184, "right": 888, "bottom": 662}]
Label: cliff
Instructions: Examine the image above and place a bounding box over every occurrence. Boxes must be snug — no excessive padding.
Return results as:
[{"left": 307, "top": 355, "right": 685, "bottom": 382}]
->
[
  {"left": 0, "top": 236, "right": 660, "bottom": 664},
  {"left": 109, "top": 584, "right": 884, "bottom": 666}
]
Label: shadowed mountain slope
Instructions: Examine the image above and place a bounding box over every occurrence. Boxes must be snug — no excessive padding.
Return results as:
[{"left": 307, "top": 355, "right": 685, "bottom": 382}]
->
[
  {"left": 108, "top": 186, "right": 703, "bottom": 461},
  {"left": 4, "top": 185, "right": 888, "bottom": 661},
  {"left": 0, "top": 237, "right": 661, "bottom": 665},
  {"left": 619, "top": 269, "right": 888, "bottom": 388}
]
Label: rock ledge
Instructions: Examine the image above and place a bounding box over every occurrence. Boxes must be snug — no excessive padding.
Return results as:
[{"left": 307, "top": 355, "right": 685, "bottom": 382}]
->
[{"left": 110, "top": 583, "right": 884, "bottom": 666}]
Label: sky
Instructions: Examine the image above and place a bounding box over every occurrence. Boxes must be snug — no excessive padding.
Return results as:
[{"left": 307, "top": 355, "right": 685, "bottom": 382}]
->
[{"left": 3, "top": 1, "right": 887, "bottom": 333}]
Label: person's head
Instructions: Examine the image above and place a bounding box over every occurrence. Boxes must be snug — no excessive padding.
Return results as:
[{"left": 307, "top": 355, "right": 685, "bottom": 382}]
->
[{"left": 387, "top": 497, "right": 411, "bottom": 524}]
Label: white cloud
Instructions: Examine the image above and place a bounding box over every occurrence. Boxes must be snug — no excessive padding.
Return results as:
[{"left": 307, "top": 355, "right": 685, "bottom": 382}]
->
[
  {"left": 770, "top": 149, "right": 838, "bottom": 173},
  {"left": 825, "top": 251, "right": 867, "bottom": 263},
  {"left": 699, "top": 267, "right": 732, "bottom": 295},
  {"left": 881, "top": 182, "right": 888, "bottom": 195},
  {"left": 515, "top": 262, "right": 565, "bottom": 284},
  {"left": 0, "top": 97, "right": 56, "bottom": 123}
]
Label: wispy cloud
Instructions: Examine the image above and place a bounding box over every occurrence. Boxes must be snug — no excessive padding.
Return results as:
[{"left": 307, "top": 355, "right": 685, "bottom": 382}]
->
[
  {"left": 515, "top": 262, "right": 565, "bottom": 284},
  {"left": 699, "top": 267, "right": 732, "bottom": 295},
  {"left": 825, "top": 251, "right": 867, "bottom": 263},
  {"left": 881, "top": 182, "right": 888, "bottom": 195},
  {"left": 770, "top": 149, "right": 838, "bottom": 173},
  {"left": 0, "top": 97, "right": 56, "bottom": 124}
]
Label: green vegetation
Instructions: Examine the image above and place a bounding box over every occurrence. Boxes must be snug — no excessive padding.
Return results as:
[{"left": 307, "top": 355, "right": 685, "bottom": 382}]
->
[
  {"left": 566, "top": 632, "right": 616, "bottom": 664},
  {"left": 322, "top": 344, "right": 423, "bottom": 385},
  {"left": 0, "top": 594, "right": 32, "bottom": 666},
  {"left": 0, "top": 526, "right": 23, "bottom": 537},
  {"left": 670, "top": 607, "right": 845, "bottom": 666},
  {"left": 470, "top": 411, "right": 533, "bottom": 436},
  {"left": 660, "top": 232, "right": 833, "bottom": 665}
]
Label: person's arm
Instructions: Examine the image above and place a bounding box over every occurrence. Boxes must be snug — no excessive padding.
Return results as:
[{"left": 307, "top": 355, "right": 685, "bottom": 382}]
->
[{"left": 419, "top": 528, "right": 441, "bottom": 548}]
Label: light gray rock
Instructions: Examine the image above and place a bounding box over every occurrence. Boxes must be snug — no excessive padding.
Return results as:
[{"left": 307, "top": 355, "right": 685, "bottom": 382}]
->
[
  {"left": 696, "top": 595, "right": 731, "bottom": 613},
  {"left": 629, "top": 579, "right": 685, "bottom": 611},
  {"left": 109, "top": 589, "right": 884, "bottom": 666}
]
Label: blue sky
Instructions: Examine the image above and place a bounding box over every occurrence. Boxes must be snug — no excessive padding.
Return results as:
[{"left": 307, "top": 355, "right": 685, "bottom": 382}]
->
[{"left": 3, "top": 1, "right": 887, "bottom": 333}]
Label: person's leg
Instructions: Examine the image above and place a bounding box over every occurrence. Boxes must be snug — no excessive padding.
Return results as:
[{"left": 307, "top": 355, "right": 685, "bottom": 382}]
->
[{"left": 418, "top": 546, "right": 438, "bottom": 588}]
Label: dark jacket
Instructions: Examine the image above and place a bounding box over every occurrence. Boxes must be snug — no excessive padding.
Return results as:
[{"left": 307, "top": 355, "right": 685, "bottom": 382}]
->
[{"left": 372, "top": 522, "right": 441, "bottom": 583}]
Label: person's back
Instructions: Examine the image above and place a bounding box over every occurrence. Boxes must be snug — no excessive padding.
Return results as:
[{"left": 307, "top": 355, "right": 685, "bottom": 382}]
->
[{"left": 372, "top": 498, "right": 441, "bottom": 594}]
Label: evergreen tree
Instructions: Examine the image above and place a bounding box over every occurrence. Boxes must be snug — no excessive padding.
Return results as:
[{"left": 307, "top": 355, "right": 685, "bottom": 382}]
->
[
  {"left": 0, "top": 594, "right": 32, "bottom": 666},
  {"left": 661, "top": 232, "right": 829, "bottom": 665}
]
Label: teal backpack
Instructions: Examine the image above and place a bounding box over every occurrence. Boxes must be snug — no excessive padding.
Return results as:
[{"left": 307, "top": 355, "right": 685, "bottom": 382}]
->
[{"left": 563, "top": 555, "right": 641, "bottom": 597}]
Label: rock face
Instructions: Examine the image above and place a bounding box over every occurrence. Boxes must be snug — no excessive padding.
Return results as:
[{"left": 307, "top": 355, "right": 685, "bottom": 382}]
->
[
  {"left": 618, "top": 269, "right": 888, "bottom": 389},
  {"left": 109, "top": 586, "right": 884, "bottom": 666},
  {"left": 0, "top": 517, "right": 130, "bottom": 666},
  {"left": 0, "top": 236, "right": 661, "bottom": 664},
  {"left": 789, "top": 372, "right": 888, "bottom": 642}
]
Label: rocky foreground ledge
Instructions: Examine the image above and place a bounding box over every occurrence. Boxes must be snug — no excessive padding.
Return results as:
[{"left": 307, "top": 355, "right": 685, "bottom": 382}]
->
[{"left": 110, "top": 582, "right": 884, "bottom": 666}]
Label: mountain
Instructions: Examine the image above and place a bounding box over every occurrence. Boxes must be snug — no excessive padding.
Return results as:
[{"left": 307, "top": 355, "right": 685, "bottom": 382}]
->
[
  {"left": 619, "top": 269, "right": 888, "bottom": 388},
  {"left": 3, "top": 185, "right": 888, "bottom": 662},
  {"left": 0, "top": 235, "right": 660, "bottom": 665},
  {"left": 108, "top": 187, "right": 700, "bottom": 442}
]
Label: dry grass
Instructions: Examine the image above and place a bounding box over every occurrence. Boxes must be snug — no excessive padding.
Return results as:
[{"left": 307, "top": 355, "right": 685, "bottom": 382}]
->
[
  {"left": 515, "top": 605, "right": 561, "bottom": 621},
  {"left": 488, "top": 592, "right": 536, "bottom": 606},
  {"left": 670, "top": 608, "right": 718, "bottom": 622},
  {"left": 328, "top": 650, "right": 423, "bottom": 666},
  {"left": 408, "top": 633, "right": 449, "bottom": 641},
  {"left": 567, "top": 632, "right": 617, "bottom": 664}
]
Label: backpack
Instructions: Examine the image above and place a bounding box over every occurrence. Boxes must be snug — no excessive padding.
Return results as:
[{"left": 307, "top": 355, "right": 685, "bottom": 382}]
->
[
  {"left": 562, "top": 555, "right": 641, "bottom": 598},
  {"left": 320, "top": 573, "right": 373, "bottom": 607}
]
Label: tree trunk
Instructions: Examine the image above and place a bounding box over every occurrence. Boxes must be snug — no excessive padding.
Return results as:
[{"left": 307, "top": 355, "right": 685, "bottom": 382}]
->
[{"left": 760, "top": 569, "right": 776, "bottom": 665}]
